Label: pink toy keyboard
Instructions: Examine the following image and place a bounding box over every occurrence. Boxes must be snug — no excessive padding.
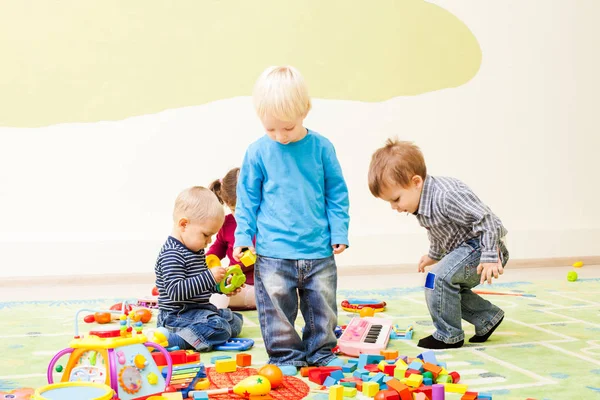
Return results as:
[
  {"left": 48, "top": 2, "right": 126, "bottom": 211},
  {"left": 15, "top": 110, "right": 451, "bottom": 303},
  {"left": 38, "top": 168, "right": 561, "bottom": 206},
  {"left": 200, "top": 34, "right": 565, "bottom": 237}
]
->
[{"left": 337, "top": 316, "right": 393, "bottom": 356}]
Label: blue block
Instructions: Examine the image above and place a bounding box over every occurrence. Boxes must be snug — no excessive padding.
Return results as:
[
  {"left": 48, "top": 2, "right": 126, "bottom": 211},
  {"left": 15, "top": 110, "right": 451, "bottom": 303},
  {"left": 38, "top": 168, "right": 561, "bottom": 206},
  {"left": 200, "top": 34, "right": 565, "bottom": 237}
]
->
[
  {"left": 342, "top": 363, "right": 357, "bottom": 373},
  {"left": 346, "top": 359, "right": 359, "bottom": 365},
  {"left": 423, "top": 377, "right": 433, "bottom": 385},
  {"left": 353, "top": 369, "right": 368, "bottom": 378},
  {"left": 380, "top": 384, "right": 388, "bottom": 390},
  {"left": 437, "top": 361, "right": 447, "bottom": 369},
  {"left": 408, "top": 361, "right": 424, "bottom": 372},
  {"left": 323, "top": 376, "right": 338, "bottom": 387},
  {"left": 369, "top": 372, "right": 386, "bottom": 384},
  {"left": 477, "top": 394, "right": 492, "bottom": 400},
  {"left": 330, "top": 370, "right": 345, "bottom": 381},
  {"left": 193, "top": 392, "right": 209, "bottom": 400},
  {"left": 386, "top": 360, "right": 396, "bottom": 364},
  {"left": 419, "top": 350, "right": 438, "bottom": 365},
  {"left": 210, "top": 355, "right": 231, "bottom": 364}
]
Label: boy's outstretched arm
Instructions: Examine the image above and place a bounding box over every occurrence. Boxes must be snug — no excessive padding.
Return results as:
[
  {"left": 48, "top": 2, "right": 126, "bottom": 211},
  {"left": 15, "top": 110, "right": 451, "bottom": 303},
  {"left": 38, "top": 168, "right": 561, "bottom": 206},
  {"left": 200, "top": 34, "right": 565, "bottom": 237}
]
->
[
  {"left": 443, "top": 190, "right": 505, "bottom": 284},
  {"left": 323, "top": 143, "right": 350, "bottom": 254},
  {"left": 234, "top": 150, "right": 263, "bottom": 259}
]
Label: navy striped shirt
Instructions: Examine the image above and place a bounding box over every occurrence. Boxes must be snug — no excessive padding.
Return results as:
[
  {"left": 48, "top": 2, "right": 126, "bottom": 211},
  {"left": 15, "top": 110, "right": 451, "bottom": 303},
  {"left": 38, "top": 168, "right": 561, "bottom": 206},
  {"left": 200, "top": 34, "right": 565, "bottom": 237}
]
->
[
  {"left": 416, "top": 176, "right": 507, "bottom": 263},
  {"left": 155, "top": 236, "right": 217, "bottom": 313}
]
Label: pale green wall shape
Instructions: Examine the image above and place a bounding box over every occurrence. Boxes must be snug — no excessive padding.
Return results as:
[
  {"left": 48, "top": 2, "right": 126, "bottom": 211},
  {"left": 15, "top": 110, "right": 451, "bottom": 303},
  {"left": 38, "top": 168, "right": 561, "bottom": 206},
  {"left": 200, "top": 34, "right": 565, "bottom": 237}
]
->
[{"left": 0, "top": 0, "right": 482, "bottom": 127}]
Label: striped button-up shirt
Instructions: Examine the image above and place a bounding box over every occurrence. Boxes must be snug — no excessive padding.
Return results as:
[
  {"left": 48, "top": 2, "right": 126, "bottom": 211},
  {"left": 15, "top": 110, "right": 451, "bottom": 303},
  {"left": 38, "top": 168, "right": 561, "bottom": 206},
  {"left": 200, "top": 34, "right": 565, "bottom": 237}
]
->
[{"left": 416, "top": 176, "right": 507, "bottom": 263}]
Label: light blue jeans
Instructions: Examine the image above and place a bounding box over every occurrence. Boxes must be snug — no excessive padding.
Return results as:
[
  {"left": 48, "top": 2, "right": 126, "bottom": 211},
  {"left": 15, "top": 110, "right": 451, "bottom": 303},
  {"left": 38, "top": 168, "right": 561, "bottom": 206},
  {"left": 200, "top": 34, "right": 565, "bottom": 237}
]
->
[
  {"left": 254, "top": 255, "right": 338, "bottom": 367},
  {"left": 425, "top": 238, "right": 509, "bottom": 344}
]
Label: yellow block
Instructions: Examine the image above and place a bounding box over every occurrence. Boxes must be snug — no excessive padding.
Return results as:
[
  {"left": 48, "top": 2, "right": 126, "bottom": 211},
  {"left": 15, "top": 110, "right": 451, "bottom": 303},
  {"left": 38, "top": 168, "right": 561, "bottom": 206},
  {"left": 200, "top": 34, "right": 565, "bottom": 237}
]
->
[
  {"left": 442, "top": 383, "right": 468, "bottom": 394},
  {"left": 162, "top": 392, "right": 184, "bottom": 400},
  {"left": 395, "top": 358, "right": 408, "bottom": 369},
  {"left": 378, "top": 360, "right": 388, "bottom": 371},
  {"left": 394, "top": 368, "right": 406, "bottom": 380},
  {"left": 329, "top": 385, "right": 344, "bottom": 400},
  {"left": 362, "top": 382, "right": 379, "bottom": 397},
  {"left": 215, "top": 358, "right": 237, "bottom": 373},
  {"left": 405, "top": 373, "right": 423, "bottom": 388},
  {"left": 343, "top": 387, "right": 358, "bottom": 397}
]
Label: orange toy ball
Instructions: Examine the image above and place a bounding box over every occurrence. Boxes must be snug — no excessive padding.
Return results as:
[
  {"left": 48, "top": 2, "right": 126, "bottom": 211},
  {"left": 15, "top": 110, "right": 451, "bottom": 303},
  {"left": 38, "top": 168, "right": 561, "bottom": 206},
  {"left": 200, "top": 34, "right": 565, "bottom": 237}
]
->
[
  {"left": 94, "top": 312, "right": 112, "bottom": 324},
  {"left": 134, "top": 308, "right": 152, "bottom": 323},
  {"left": 152, "top": 286, "right": 160, "bottom": 296},
  {"left": 257, "top": 364, "right": 284, "bottom": 389},
  {"left": 359, "top": 306, "right": 375, "bottom": 318}
]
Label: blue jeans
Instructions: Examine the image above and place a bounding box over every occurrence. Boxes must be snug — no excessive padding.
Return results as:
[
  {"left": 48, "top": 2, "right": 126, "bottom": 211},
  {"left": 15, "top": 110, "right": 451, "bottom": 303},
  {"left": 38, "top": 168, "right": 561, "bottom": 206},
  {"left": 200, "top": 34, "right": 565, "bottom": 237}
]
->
[
  {"left": 425, "top": 238, "right": 509, "bottom": 344},
  {"left": 157, "top": 304, "right": 243, "bottom": 351},
  {"left": 254, "top": 255, "right": 338, "bottom": 367}
]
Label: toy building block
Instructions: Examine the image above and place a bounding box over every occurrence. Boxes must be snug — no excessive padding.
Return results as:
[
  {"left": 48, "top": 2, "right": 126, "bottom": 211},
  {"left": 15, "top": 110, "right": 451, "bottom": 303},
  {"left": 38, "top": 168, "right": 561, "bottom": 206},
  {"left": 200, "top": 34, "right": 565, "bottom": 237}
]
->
[
  {"left": 477, "top": 393, "right": 493, "bottom": 399},
  {"left": 404, "top": 368, "right": 422, "bottom": 378},
  {"left": 170, "top": 350, "right": 188, "bottom": 364},
  {"left": 414, "top": 386, "right": 433, "bottom": 399},
  {"left": 418, "top": 350, "right": 438, "bottom": 365},
  {"left": 393, "top": 368, "right": 406, "bottom": 380},
  {"left": 395, "top": 358, "right": 408, "bottom": 369},
  {"left": 404, "top": 373, "right": 423, "bottom": 388},
  {"left": 185, "top": 351, "right": 201, "bottom": 363},
  {"left": 215, "top": 358, "right": 237, "bottom": 373},
  {"left": 383, "top": 364, "right": 396, "bottom": 376},
  {"left": 329, "top": 385, "right": 344, "bottom": 400},
  {"left": 309, "top": 367, "right": 342, "bottom": 385},
  {"left": 300, "top": 366, "right": 314, "bottom": 377},
  {"left": 423, "top": 362, "right": 442, "bottom": 378},
  {"left": 341, "top": 381, "right": 357, "bottom": 388},
  {"left": 240, "top": 249, "right": 257, "bottom": 267},
  {"left": 210, "top": 355, "right": 231, "bottom": 364},
  {"left": 436, "top": 374, "right": 452, "bottom": 384},
  {"left": 365, "top": 364, "right": 381, "bottom": 373},
  {"left": 192, "top": 392, "right": 209, "bottom": 400},
  {"left": 343, "top": 387, "right": 358, "bottom": 398},
  {"left": 414, "top": 393, "right": 428, "bottom": 400},
  {"left": 461, "top": 392, "right": 478, "bottom": 400},
  {"left": 324, "top": 376, "right": 338, "bottom": 388},
  {"left": 343, "top": 362, "right": 357, "bottom": 373},
  {"left": 442, "top": 383, "right": 468, "bottom": 394},
  {"left": 236, "top": 353, "right": 252, "bottom": 367},
  {"left": 359, "top": 354, "right": 385, "bottom": 368},
  {"left": 378, "top": 360, "right": 389, "bottom": 371},
  {"left": 439, "top": 367, "right": 449, "bottom": 375},
  {"left": 330, "top": 370, "right": 345, "bottom": 381},
  {"left": 369, "top": 372, "right": 387, "bottom": 384},
  {"left": 374, "top": 389, "right": 400, "bottom": 400},
  {"left": 386, "top": 380, "right": 412, "bottom": 400},
  {"left": 381, "top": 349, "right": 399, "bottom": 360},
  {"left": 362, "top": 381, "right": 380, "bottom": 397},
  {"left": 407, "top": 361, "right": 424, "bottom": 372},
  {"left": 449, "top": 371, "right": 461, "bottom": 383}
]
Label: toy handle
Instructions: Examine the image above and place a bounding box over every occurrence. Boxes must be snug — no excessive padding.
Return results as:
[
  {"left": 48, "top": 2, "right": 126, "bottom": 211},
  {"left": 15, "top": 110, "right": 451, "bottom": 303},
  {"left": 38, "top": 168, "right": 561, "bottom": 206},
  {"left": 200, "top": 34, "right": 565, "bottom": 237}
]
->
[
  {"left": 219, "top": 266, "right": 246, "bottom": 294},
  {"left": 145, "top": 342, "right": 172, "bottom": 385},
  {"left": 47, "top": 348, "right": 74, "bottom": 383}
]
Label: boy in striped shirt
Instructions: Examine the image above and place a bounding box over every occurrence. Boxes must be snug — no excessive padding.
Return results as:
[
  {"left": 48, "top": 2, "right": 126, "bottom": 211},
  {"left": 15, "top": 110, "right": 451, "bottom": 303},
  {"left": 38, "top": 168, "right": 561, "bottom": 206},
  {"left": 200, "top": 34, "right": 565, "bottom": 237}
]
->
[
  {"left": 368, "top": 139, "right": 509, "bottom": 349},
  {"left": 155, "top": 186, "right": 244, "bottom": 351}
]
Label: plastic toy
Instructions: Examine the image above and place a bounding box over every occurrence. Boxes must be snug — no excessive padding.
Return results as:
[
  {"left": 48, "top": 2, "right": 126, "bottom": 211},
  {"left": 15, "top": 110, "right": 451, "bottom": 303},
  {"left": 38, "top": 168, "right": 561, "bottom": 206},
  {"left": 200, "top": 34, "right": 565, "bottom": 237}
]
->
[
  {"left": 257, "top": 364, "right": 283, "bottom": 388},
  {"left": 206, "top": 254, "right": 247, "bottom": 294},
  {"left": 567, "top": 271, "right": 578, "bottom": 282},
  {"left": 341, "top": 299, "right": 386, "bottom": 313},
  {"left": 46, "top": 301, "right": 173, "bottom": 400},
  {"left": 390, "top": 325, "right": 414, "bottom": 340},
  {"left": 33, "top": 382, "right": 114, "bottom": 400},
  {"left": 188, "top": 374, "right": 271, "bottom": 398},
  {"left": 573, "top": 261, "right": 584, "bottom": 268},
  {"left": 213, "top": 337, "right": 254, "bottom": 351},
  {"left": 0, "top": 388, "right": 35, "bottom": 400},
  {"left": 239, "top": 249, "right": 257, "bottom": 267}
]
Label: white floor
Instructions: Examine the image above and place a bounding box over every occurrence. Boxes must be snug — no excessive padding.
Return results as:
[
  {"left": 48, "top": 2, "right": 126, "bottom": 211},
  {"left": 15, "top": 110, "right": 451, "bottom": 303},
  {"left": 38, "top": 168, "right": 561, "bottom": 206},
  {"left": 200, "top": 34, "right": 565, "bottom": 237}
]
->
[{"left": 1, "top": 264, "right": 598, "bottom": 302}]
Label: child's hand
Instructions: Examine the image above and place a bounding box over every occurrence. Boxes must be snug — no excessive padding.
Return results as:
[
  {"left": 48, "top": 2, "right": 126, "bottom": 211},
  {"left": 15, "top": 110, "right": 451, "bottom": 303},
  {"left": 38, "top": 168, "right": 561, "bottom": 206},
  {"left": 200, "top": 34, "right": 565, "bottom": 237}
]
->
[
  {"left": 332, "top": 244, "right": 347, "bottom": 255},
  {"left": 225, "top": 283, "right": 245, "bottom": 297},
  {"left": 477, "top": 260, "right": 504, "bottom": 285},
  {"left": 210, "top": 266, "right": 227, "bottom": 283},
  {"left": 418, "top": 255, "right": 437, "bottom": 273},
  {"left": 233, "top": 246, "right": 256, "bottom": 262}
]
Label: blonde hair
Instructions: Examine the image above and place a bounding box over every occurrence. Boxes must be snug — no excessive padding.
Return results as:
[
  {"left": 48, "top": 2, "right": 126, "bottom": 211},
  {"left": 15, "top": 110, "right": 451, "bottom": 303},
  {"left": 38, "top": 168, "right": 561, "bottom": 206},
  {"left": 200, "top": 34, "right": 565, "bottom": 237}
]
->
[
  {"left": 173, "top": 186, "right": 225, "bottom": 222},
  {"left": 253, "top": 66, "right": 312, "bottom": 121},
  {"left": 368, "top": 139, "right": 427, "bottom": 197}
]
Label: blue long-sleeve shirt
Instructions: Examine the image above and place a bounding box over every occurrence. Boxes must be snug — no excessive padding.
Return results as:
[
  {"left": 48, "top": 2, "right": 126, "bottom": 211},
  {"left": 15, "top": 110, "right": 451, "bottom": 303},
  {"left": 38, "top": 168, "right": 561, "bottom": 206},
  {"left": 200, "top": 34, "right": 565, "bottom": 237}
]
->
[{"left": 234, "top": 130, "right": 350, "bottom": 259}]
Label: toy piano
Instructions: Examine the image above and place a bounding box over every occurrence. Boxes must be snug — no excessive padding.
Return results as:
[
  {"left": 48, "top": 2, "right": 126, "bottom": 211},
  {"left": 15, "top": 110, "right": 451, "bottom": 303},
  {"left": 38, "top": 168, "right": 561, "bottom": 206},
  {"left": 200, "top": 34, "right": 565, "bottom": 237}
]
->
[{"left": 337, "top": 316, "right": 393, "bottom": 356}]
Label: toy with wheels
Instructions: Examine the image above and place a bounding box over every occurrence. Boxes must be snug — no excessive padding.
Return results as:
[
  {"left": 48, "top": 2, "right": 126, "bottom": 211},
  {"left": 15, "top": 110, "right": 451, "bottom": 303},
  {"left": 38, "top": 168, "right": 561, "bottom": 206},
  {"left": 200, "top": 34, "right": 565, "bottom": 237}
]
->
[{"left": 46, "top": 301, "right": 173, "bottom": 400}]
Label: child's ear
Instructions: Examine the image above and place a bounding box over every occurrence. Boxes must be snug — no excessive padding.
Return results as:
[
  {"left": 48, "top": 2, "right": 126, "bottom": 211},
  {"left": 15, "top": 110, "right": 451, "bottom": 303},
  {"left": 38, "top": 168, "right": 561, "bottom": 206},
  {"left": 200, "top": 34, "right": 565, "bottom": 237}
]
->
[
  {"left": 412, "top": 175, "right": 424, "bottom": 188},
  {"left": 178, "top": 218, "right": 189, "bottom": 230}
]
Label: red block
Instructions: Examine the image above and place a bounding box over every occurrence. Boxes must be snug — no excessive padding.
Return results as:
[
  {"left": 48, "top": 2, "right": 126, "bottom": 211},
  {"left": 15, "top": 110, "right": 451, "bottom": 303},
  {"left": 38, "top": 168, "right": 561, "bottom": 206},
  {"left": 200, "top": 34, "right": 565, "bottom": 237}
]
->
[
  {"left": 384, "top": 364, "right": 396, "bottom": 376},
  {"left": 307, "top": 367, "right": 341, "bottom": 385},
  {"left": 414, "top": 385, "right": 433, "bottom": 399},
  {"left": 449, "top": 371, "right": 461, "bottom": 383},
  {"left": 169, "top": 350, "right": 187, "bottom": 365},
  {"left": 385, "top": 379, "right": 412, "bottom": 400},
  {"left": 461, "top": 392, "right": 478, "bottom": 400},
  {"left": 152, "top": 351, "right": 167, "bottom": 366},
  {"left": 404, "top": 368, "right": 421, "bottom": 377},
  {"left": 186, "top": 352, "right": 200, "bottom": 363},
  {"left": 365, "top": 364, "right": 380, "bottom": 373}
]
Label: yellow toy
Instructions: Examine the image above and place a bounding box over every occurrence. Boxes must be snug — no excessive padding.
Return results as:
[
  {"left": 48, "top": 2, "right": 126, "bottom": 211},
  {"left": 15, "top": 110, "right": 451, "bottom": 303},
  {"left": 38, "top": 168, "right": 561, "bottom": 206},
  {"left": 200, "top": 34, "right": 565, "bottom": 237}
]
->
[
  {"left": 46, "top": 302, "right": 173, "bottom": 400},
  {"left": 188, "top": 374, "right": 271, "bottom": 397}
]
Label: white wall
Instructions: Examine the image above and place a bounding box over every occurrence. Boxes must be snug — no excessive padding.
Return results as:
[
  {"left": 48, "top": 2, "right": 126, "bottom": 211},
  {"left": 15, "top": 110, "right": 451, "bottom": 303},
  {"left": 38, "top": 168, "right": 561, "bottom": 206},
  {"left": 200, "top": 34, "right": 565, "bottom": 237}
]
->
[{"left": 1, "top": 1, "right": 599, "bottom": 277}]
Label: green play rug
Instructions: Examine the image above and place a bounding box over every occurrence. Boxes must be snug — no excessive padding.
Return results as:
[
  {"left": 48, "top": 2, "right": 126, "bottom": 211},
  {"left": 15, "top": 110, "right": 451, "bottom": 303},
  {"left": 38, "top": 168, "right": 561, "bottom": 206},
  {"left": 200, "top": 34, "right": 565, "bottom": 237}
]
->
[{"left": 1, "top": 279, "right": 599, "bottom": 399}]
